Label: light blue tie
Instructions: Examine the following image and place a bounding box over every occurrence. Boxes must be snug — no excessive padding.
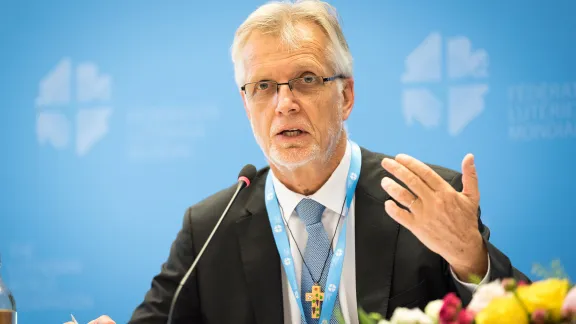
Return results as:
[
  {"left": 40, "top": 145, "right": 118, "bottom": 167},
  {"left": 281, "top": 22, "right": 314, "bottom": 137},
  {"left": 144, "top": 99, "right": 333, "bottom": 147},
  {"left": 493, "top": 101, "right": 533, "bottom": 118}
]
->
[{"left": 296, "top": 198, "right": 341, "bottom": 324}]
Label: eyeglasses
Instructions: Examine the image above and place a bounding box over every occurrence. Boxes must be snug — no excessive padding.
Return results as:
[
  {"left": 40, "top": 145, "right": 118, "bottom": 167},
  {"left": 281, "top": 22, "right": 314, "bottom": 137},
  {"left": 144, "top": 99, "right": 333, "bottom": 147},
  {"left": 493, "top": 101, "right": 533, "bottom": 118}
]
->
[{"left": 241, "top": 74, "right": 346, "bottom": 102}]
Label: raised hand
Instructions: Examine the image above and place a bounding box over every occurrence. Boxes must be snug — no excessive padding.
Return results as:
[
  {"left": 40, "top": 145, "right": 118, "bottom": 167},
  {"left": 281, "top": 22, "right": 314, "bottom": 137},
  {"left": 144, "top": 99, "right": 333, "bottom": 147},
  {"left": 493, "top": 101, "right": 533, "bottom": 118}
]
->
[{"left": 380, "top": 153, "right": 488, "bottom": 281}]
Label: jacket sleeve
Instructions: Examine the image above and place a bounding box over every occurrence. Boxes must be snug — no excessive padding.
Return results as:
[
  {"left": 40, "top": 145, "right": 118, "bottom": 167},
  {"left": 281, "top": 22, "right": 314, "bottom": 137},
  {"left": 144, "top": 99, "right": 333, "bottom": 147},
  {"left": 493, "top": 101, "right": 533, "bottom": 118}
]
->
[{"left": 128, "top": 207, "right": 202, "bottom": 323}]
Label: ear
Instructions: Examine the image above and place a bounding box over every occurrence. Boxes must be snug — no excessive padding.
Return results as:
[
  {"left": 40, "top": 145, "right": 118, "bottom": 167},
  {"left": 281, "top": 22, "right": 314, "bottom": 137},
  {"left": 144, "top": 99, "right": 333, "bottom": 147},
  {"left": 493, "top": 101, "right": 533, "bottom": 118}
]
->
[{"left": 341, "top": 77, "right": 355, "bottom": 121}]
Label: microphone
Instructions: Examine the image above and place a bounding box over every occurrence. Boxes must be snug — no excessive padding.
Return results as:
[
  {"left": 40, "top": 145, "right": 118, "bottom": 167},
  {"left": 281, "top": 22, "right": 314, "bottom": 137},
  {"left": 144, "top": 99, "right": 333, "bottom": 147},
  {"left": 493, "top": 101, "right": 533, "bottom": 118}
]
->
[{"left": 166, "top": 164, "right": 257, "bottom": 324}]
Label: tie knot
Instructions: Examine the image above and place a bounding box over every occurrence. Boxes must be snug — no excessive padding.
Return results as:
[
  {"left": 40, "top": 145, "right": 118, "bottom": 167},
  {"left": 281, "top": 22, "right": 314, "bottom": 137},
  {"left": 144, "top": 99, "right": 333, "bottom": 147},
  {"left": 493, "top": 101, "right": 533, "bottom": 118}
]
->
[{"left": 295, "top": 198, "right": 326, "bottom": 226}]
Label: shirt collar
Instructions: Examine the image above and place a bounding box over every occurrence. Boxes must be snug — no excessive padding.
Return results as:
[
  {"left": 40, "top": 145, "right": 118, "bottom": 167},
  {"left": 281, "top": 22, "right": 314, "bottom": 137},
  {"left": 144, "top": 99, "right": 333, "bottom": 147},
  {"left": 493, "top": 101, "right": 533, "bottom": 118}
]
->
[{"left": 271, "top": 141, "right": 351, "bottom": 220}]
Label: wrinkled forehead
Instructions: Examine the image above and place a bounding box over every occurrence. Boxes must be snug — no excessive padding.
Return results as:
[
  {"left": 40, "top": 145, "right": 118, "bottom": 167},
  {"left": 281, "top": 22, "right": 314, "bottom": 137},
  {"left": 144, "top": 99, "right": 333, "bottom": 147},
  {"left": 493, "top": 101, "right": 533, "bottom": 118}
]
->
[{"left": 241, "top": 23, "right": 332, "bottom": 81}]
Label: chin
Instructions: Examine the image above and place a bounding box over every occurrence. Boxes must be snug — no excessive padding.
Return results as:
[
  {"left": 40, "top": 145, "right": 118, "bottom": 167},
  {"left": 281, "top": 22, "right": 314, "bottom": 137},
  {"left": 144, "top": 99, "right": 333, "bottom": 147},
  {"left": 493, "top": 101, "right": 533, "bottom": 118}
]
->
[{"left": 268, "top": 144, "right": 321, "bottom": 170}]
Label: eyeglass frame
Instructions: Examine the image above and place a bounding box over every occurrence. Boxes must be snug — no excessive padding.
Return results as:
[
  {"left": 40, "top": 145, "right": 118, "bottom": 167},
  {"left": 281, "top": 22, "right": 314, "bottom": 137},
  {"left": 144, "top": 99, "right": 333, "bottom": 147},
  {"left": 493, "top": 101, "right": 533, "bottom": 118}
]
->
[{"left": 240, "top": 74, "right": 348, "bottom": 97}]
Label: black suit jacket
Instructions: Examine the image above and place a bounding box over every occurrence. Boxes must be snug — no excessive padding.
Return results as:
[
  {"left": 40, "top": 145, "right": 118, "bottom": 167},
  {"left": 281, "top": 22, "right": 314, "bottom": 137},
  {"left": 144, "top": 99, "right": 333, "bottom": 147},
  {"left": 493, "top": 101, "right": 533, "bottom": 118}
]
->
[{"left": 128, "top": 147, "right": 530, "bottom": 323}]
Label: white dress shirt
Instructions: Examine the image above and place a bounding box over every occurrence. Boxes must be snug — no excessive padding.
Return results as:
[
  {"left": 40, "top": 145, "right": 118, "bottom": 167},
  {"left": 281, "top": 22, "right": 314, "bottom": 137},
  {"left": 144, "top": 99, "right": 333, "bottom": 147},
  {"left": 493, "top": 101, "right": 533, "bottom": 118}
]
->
[{"left": 270, "top": 141, "right": 490, "bottom": 324}]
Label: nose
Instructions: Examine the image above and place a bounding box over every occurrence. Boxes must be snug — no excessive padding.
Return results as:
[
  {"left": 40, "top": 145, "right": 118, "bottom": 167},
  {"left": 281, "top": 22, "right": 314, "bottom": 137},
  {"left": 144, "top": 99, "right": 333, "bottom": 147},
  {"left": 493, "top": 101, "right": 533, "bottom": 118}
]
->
[{"left": 274, "top": 83, "right": 300, "bottom": 115}]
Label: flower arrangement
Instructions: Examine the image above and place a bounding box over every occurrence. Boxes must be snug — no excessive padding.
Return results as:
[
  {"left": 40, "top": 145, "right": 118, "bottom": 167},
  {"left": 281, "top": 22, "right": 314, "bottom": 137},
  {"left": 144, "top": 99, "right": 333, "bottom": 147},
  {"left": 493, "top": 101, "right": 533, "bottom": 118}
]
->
[{"left": 353, "top": 261, "right": 576, "bottom": 324}]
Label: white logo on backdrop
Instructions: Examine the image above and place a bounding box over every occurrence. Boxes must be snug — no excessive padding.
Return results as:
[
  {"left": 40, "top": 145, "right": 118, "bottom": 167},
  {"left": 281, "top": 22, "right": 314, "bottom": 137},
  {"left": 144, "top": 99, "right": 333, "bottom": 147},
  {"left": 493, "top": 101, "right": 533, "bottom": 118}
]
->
[
  {"left": 401, "top": 32, "right": 489, "bottom": 136},
  {"left": 35, "top": 57, "right": 112, "bottom": 156}
]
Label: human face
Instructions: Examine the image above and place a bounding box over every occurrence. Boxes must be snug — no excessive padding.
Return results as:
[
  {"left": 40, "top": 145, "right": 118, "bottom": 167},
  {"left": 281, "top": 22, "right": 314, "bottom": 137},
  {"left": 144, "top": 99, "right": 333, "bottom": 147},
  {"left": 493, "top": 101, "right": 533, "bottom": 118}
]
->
[{"left": 240, "top": 23, "right": 354, "bottom": 169}]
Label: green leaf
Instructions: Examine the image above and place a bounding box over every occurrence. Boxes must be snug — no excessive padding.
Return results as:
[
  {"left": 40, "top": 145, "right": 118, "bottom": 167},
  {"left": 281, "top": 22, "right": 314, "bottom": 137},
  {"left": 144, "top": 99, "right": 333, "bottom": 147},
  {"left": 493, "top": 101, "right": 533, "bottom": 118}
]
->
[
  {"left": 358, "top": 308, "right": 377, "bottom": 324},
  {"left": 368, "top": 312, "right": 382, "bottom": 321}
]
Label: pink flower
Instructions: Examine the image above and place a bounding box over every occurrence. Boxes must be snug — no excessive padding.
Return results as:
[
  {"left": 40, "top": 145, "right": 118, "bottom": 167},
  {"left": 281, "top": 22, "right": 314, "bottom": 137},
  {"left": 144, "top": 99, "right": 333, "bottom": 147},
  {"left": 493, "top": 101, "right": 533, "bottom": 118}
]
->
[
  {"left": 562, "top": 285, "right": 576, "bottom": 315},
  {"left": 439, "top": 293, "right": 462, "bottom": 323},
  {"left": 531, "top": 309, "right": 549, "bottom": 324},
  {"left": 457, "top": 309, "right": 475, "bottom": 324},
  {"left": 517, "top": 280, "right": 528, "bottom": 287},
  {"left": 439, "top": 305, "right": 458, "bottom": 323},
  {"left": 443, "top": 293, "right": 462, "bottom": 309}
]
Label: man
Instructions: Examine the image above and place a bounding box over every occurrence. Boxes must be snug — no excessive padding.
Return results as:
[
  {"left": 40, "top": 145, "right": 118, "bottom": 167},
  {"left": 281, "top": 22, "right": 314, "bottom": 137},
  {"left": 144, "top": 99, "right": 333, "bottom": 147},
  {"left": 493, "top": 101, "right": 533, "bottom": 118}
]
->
[{"left": 78, "top": 0, "right": 529, "bottom": 323}]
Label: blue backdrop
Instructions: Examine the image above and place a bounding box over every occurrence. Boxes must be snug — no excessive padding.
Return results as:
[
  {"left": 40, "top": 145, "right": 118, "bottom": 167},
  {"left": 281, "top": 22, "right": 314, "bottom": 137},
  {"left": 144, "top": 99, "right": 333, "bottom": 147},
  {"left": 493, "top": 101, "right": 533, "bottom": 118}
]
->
[{"left": 1, "top": 0, "right": 575, "bottom": 323}]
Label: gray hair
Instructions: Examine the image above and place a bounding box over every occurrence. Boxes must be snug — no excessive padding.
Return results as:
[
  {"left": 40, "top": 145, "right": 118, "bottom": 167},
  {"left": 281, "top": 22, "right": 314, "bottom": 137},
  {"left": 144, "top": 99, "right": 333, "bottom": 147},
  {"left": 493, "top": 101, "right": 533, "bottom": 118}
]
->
[{"left": 230, "top": 0, "right": 354, "bottom": 88}]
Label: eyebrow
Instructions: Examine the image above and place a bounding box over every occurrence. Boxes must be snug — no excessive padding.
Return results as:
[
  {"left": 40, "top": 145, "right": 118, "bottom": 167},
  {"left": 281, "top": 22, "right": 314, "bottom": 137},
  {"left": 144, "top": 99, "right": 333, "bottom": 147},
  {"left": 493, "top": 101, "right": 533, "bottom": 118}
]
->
[{"left": 292, "top": 62, "right": 323, "bottom": 75}]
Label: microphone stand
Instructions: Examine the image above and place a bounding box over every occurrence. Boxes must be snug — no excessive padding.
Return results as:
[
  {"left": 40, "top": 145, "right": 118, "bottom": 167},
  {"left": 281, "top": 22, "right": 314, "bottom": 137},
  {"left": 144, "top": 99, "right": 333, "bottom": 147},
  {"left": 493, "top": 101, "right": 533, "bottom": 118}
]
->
[{"left": 166, "top": 178, "right": 249, "bottom": 324}]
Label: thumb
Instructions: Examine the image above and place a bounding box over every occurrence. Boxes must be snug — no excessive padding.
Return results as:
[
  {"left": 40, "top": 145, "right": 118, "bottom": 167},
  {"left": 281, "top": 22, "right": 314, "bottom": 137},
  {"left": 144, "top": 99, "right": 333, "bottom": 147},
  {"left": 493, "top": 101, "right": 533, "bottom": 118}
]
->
[{"left": 461, "top": 153, "right": 480, "bottom": 202}]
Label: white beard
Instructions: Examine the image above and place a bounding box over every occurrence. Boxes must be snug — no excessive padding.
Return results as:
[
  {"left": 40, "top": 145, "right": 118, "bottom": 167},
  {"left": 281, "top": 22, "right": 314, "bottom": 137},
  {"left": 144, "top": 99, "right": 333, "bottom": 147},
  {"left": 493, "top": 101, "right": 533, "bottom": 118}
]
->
[{"left": 251, "top": 98, "right": 345, "bottom": 171}]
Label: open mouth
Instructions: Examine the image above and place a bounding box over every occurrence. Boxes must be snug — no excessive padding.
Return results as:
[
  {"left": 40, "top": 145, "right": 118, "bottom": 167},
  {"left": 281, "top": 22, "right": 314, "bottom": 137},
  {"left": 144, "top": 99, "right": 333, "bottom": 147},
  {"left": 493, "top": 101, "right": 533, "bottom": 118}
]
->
[{"left": 278, "top": 129, "right": 306, "bottom": 137}]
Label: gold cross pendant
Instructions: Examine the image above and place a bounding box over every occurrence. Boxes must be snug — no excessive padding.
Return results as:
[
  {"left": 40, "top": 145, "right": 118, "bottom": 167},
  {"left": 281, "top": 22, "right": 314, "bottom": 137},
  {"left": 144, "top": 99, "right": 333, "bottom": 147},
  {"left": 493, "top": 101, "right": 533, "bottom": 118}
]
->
[{"left": 305, "top": 284, "right": 324, "bottom": 319}]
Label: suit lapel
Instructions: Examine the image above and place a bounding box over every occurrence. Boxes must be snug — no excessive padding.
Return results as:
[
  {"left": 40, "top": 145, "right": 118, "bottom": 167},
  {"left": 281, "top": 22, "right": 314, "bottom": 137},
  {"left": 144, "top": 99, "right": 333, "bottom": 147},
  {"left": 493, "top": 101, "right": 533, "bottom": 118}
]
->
[
  {"left": 233, "top": 147, "right": 400, "bottom": 321},
  {"left": 235, "top": 169, "right": 284, "bottom": 324},
  {"left": 355, "top": 148, "right": 400, "bottom": 317}
]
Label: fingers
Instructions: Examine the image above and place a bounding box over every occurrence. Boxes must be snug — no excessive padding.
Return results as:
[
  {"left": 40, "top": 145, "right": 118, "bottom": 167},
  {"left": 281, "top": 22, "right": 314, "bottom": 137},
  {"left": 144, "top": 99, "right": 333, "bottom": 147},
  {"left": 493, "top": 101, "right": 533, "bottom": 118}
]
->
[
  {"left": 381, "top": 177, "right": 420, "bottom": 212},
  {"left": 381, "top": 157, "right": 433, "bottom": 200},
  {"left": 394, "top": 154, "right": 451, "bottom": 191},
  {"left": 88, "top": 315, "right": 116, "bottom": 324},
  {"left": 384, "top": 199, "right": 415, "bottom": 230},
  {"left": 461, "top": 153, "right": 480, "bottom": 202}
]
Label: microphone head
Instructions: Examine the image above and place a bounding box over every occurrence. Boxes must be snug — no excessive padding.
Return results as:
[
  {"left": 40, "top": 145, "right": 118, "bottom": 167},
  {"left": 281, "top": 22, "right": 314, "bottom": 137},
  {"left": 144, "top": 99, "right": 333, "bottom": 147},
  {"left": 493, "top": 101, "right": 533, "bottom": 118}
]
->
[{"left": 238, "top": 164, "right": 257, "bottom": 187}]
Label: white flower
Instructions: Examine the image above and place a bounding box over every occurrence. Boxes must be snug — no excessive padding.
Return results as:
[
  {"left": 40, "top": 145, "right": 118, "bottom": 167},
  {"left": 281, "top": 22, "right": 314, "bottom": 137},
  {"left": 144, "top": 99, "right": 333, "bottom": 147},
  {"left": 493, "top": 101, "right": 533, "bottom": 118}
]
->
[
  {"left": 389, "top": 307, "right": 433, "bottom": 324},
  {"left": 423, "top": 299, "right": 443, "bottom": 320},
  {"left": 467, "top": 279, "right": 511, "bottom": 313},
  {"left": 377, "top": 320, "right": 391, "bottom": 324}
]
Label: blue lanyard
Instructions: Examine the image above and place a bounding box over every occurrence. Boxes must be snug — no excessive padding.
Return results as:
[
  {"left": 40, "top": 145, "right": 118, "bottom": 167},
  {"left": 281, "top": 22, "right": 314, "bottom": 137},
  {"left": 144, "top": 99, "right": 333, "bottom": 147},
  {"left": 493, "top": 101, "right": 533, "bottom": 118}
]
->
[{"left": 264, "top": 140, "right": 362, "bottom": 323}]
